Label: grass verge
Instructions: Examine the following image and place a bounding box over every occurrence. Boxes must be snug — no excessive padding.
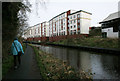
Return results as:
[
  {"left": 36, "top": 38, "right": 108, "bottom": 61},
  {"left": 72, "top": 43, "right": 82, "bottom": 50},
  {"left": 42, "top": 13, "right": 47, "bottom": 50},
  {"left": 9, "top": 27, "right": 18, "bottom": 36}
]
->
[
  {"left": 31, "top": 45, "right": 92, "bottom": 80},
  {"left": 52, "top": 37, "right": 119, "bottom": 49}
]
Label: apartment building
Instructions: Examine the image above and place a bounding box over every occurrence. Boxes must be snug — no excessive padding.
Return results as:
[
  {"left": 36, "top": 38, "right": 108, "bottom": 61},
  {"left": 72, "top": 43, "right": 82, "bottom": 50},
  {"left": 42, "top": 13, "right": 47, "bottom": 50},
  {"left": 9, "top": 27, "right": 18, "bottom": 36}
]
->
[
  {"left": 49, "top": 10, "right": 91, "bottom": 41},
  {"left": 24, "top": 9, "right": 92, "bottom": 42},
  {"left": 68, "top": 10, "right": 92, "bottom": 35},
  {"left": 49, "top": 10, "right": 76, "bottom": 41},
  {"left": 25, "top": 21, "right": 49, "bottom": 41}
]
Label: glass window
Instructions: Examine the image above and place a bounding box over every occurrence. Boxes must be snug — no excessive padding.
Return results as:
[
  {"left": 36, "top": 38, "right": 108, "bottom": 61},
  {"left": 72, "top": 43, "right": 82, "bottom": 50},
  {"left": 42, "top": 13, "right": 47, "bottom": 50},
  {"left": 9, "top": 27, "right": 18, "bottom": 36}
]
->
[
  {"left": 74, "top": 15, "right": 76, "bottom": 18},
  {"left": 78, "top": 25, "right": 80, "bottom": 28},
  {"left": 74, "top": 20, "right": 76, "bottom": 23},
  {"left": 71, "top": 16, "right": 72, "bottom": 19},
  {"left": 68, "top": 20, "right": 69, "bottom": 23},
  {"left": 74, "top": 30, "right": 76, "bottom": 34},
  {"left": 78, "top": 30, "right": 80, "bottom": 34},
  {"left": 77, "top": 14, "right": 80, "bottom": 18},
  {"left": 71, "top": 26, "right": 72, "bottom": 29},
  {"left": 71, "top": 30, "right": 72, "bottom": 35},
  {"left": 74, "top": 25, "right": 76, "bottom": 28},
  {"left": 71, "top": 21, "right": 72, "bottom": 24}
]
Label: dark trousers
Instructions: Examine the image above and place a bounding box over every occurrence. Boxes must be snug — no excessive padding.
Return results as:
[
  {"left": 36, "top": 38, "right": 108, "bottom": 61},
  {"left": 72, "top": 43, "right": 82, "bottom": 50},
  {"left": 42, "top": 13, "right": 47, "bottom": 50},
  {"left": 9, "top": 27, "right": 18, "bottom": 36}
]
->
[{"left": 14, "top": 54, "right": 21, "bottom": 66}]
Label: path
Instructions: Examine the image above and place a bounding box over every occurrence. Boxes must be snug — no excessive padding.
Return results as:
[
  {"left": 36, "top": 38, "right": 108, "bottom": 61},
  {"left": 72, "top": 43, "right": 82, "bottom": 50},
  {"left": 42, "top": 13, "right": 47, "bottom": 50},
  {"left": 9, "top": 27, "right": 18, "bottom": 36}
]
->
[{"left": 4, "top": 45, "right": 41, "bottom": 79}]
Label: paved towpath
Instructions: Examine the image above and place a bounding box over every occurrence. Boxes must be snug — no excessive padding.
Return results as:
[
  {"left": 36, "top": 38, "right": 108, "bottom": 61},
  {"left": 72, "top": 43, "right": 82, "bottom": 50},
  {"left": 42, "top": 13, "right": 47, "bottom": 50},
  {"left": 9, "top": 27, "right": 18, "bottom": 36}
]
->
[{"left": 4, "top": 45, "right": 41, "bottom": 79}]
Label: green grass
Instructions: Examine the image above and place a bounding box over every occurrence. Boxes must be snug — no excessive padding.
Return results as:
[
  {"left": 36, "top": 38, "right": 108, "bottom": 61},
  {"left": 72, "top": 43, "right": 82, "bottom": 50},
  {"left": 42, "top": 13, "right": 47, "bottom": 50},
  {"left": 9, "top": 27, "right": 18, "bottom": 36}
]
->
[
  {"left": 53, "top": 37, "right": 119, "bottom": 49},
  {"left": 31, "top": 45, "right": 92, "bottom": 80},
  {"left": 2, "top": 55, "right": 14, "bottom": 78}
]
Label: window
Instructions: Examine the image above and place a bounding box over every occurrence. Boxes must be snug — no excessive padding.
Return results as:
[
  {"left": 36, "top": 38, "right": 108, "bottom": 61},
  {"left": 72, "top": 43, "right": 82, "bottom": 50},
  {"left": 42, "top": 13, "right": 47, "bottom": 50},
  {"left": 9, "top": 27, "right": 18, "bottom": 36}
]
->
[
  {"left": 71, "top": 30, "right": 72, "bottom": 35},
  {"left": 64, "top": 31, "right": 65, "bottom": 35},
  {"left": 64, "top": 23, "right": 65, "bottom": 26},
  {"left": 68, "top": 24, "right": 70, "bottom": 27},
  {"left": 71, "top": 21, "right": 72, "bottom": 24},
  {"left": 78, "top": 30, "right": 80, "bottom": 34},
  {"left": 74, "top": 30, "right": 76, "bottom": 34},
  {"left": 77, "top": 14, "right": 80, "bottom": 18},
  {"left": 74, "top": 20, "right": 76, "bottom": 23},
  {"left": 71, "top": 26, "right": 72, "bottom": 29},
  {"left": 74, "top": 25, "right": 76, "bottom": 28},
  {"left": 71, "top": 16, "right": 72, "bottom": 19},
  {"left": 74, "top": 15, "right": 76, "bottom": 18},
  {"left": 78, "top": 20, "right": 80, "bottom": 23},
  {"left": 78, "top": 25, "right": 80, "bottom": 28}
]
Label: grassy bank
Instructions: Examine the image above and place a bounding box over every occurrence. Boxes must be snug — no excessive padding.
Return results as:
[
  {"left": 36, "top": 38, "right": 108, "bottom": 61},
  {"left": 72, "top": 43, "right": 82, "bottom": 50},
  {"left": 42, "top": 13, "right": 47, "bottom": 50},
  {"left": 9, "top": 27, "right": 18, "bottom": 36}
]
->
[
  {"left": 32, "top": 45, "right": 92, "bottom": 80},
  {"left": 52, "top": 37, "right": 120, "bottom": 49}
]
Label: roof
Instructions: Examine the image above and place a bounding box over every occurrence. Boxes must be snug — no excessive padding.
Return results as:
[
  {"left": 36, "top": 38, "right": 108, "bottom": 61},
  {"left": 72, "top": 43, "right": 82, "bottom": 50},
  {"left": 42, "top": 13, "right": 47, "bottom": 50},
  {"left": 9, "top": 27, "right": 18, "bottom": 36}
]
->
[
  {"left": 49, "top": 10, "right": 92, "bottom": 21},
  {"left": 49, "top": 10, "right": 69, "bottom": 21},
  {"left": 30, "top": 21, "right": 48, "bottom": 28},
  {"left": 100, "top": 11, "right": 120, "bottom": 23},
  {"left": 68, "top": 10, "right": 92, "bottom": 16}
]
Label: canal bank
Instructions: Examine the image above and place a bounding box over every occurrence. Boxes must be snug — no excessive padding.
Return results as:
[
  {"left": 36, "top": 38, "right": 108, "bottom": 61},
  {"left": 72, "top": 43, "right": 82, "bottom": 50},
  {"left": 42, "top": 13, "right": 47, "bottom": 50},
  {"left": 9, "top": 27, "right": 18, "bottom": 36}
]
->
[
  {"left": 31, "top": 45, "right": 92, "bottom": 80},
  {"left": 32, "top": 44, "right": 120, "bottom": 79},
  {"left": 27, "top": 41, "right": 120, "bottom": 55},
  {"left": 25, "top": 37, "right": 120, "bottom": 55},
  {"left": 46, "top": 43, "right": 120, "bottom": 55}
]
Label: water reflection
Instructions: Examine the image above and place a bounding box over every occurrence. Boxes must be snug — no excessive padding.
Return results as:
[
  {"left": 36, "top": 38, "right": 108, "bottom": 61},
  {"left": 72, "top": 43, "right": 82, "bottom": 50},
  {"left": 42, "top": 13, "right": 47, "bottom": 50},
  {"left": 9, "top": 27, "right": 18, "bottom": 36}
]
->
[{"left": 35, "top": 45, "right": 120, "bottom": 79}]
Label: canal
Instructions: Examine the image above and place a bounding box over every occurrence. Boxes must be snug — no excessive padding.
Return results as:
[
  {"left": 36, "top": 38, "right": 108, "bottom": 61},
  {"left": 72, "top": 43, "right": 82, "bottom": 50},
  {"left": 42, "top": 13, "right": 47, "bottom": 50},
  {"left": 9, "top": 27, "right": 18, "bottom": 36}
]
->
[{"left": 34, "top": 44, "right": 120, "bottom": 79}]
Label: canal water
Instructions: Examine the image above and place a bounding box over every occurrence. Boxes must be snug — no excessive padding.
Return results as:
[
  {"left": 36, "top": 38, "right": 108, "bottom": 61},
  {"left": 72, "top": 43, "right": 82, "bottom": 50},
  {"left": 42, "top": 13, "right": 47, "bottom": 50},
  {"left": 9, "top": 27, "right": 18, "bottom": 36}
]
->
[{"left": 35, "top": 45, "right": 120, "bottom": 79}]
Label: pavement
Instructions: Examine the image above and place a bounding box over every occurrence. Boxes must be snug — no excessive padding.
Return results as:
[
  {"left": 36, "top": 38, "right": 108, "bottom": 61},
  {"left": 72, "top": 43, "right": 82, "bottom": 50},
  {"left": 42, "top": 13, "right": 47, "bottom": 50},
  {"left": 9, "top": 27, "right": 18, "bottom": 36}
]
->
[{"left": 4, "top": 45, "right": 41, "bottom": 79}]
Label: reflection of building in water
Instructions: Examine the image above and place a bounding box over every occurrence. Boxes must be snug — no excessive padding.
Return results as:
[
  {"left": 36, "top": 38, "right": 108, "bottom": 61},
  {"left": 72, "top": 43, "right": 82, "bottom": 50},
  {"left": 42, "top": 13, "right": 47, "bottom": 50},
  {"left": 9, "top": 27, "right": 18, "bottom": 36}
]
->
[
  {"left": 79, "top": 52, "right": 92, "bottom": 73},
  {"left": 62, "top": 48, "right": 68, "bottom": 61},
  {"left": 67, "top": 49, "right": 80, "bottom": 70},
  {"left": 39, "top": 45, "right": 120, "bottom": 79}
]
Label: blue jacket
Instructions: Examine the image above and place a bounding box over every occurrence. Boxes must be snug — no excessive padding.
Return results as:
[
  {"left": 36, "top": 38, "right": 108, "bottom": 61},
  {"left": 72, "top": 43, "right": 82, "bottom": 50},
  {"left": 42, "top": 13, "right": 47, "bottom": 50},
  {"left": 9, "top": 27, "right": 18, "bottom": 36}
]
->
[{"left": 11, "top": 40, "right": 24, "bottom": 55}]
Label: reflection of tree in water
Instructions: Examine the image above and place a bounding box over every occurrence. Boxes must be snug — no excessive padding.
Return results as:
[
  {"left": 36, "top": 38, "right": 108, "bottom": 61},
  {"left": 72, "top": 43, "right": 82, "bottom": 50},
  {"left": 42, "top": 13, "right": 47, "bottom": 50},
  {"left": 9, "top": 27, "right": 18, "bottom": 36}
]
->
[
  {"left": 114, "top": 55, "right": 120, "bottom": 77},
  {"left": 77, "top": 51, "right": 80, "bottom": 70},
  {"left": 101, "top": 54, "right": 120, "bottom": 78},
  {"left": 66, "top": 48, "right": 70, "bottom": 65}
]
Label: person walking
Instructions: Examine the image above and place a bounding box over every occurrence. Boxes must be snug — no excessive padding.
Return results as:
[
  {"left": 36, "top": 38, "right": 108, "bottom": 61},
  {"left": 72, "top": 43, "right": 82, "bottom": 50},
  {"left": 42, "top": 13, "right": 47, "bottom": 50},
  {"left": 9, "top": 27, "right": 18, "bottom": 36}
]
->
[{"left": 11, "top": 37, "right": 24, "bottom": 69}]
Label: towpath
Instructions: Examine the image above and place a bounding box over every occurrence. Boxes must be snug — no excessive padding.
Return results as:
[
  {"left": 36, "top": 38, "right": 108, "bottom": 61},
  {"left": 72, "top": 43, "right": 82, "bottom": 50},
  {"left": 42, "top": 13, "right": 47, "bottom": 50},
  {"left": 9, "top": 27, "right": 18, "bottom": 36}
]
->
[{"left": 4, "top": 45, "right": 41, "bottom": 79}]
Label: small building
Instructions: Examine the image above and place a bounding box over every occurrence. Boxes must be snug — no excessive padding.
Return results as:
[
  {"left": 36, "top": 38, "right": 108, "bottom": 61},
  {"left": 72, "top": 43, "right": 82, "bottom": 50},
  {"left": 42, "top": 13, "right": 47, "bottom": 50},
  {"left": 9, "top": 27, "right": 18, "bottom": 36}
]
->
[{"left": 99, "top": 11, "right": 120, "bottom": 38}]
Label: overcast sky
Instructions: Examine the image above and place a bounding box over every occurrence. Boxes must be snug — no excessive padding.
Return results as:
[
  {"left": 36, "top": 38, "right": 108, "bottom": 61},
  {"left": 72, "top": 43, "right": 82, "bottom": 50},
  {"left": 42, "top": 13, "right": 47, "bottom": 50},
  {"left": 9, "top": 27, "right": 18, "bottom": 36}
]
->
[{"left": 27, "top": 0, "right": 120, "bottom": 27}]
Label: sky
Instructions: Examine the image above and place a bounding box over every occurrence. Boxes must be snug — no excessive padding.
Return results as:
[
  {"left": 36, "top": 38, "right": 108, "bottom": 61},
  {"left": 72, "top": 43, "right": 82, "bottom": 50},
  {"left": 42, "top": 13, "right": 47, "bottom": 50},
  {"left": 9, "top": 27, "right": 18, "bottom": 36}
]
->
[{"left": 27, "top": 0, "right": 120, "bottom": 27}]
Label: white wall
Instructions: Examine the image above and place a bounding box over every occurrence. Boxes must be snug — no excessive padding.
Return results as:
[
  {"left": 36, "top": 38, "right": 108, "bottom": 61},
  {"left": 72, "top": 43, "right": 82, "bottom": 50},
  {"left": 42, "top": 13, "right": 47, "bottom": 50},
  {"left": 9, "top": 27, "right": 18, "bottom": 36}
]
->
[
  {"left": 46, "top": 22, "right": 49, "bottom": 37},
  {"left": 102, "top": 27, "right": 118, "bottom": 38},
  {"left": 80, "top": 12, "right": 91, "bottom": 34}
]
